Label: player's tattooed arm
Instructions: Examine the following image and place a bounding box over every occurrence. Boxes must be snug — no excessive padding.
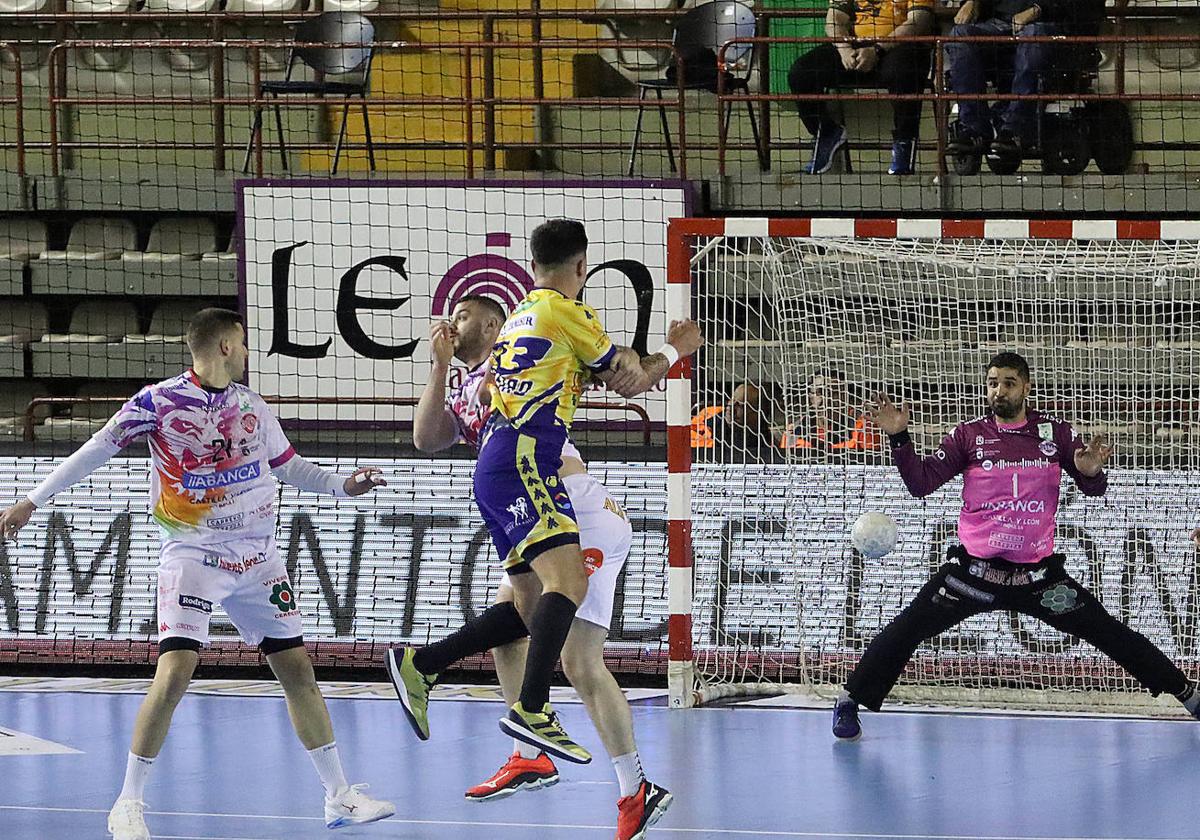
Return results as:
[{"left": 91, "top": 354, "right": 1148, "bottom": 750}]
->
[{"left": 598, "top": 319, "right": 704, "bottom": 398}]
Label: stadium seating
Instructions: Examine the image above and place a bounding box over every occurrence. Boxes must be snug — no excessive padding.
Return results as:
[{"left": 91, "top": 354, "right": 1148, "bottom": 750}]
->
[
  {"left": 0, "top": 380, "right": 51, "bottom": 439},
  {"left": 0, "top": 219, "right": 48, "bottom": 294},
  {"left": 32, "top": 299, "right": 140, "bottom": 378},
  {"left": 39, "top": 381, "right": 134, "bottom": 441},
  {"left": 0, "top": 299, "right": 47, "bottom": 376},
  {"left": 31, "top": 217, "right": 138, "bottom": 295}
]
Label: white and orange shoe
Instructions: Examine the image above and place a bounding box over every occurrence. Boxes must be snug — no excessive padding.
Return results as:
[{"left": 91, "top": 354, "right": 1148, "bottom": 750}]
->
[
  {"left": 616, "top": 780, "right": 673, "bottom": 840},
  {"left": 465, "top": 751, "right": 560, "bottom": 802}
]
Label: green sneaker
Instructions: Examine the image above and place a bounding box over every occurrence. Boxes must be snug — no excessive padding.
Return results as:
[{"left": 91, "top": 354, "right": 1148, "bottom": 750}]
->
[
  {"left": 386, "top": 647, "right": 436, "bottom": 740},
  {"left": 498, "top": 702, "right": 592, "bottom": 764}
]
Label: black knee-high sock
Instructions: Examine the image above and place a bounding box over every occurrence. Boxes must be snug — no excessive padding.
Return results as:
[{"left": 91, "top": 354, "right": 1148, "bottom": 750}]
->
[
  {"left": 517, "top": 592, "right": 578, "bottom": 711},
  {"left": 412, "top": 601, "right": 528, "bottom": 675}
]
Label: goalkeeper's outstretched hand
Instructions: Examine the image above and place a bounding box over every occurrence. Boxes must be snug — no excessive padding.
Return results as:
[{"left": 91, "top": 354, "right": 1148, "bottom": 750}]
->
[
  {"left": 1073, "top": 435, "right": 1114, "bottom": 477},
  {"left": 344, "top": 467, "right": 387, "bottom": 497},
  {"left": 869, "top": 393, "right": 910, "bottom": 436}
]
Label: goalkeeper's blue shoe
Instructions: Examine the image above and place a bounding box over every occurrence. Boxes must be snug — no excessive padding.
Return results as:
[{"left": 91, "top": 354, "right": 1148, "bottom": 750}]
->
[{"left": 832, "top": 696, "right": 862, "bottom": 741}]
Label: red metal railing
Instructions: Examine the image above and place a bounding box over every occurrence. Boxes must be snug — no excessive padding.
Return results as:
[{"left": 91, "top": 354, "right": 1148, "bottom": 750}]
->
[
  {"left": 23, "top": 395, "right": 654, "bottom": 444},
  {"left": 4, "top": 7, "right": 1200, "bottom": 176},
  {"left": 717, "top": 33, "right": 1200, "bottom": 176},
  {"left": 0, "top": 43, "right": 26, "bottom": 179},
  {"left": 42, "top": 38, "right": 687, "bottom": 177}
]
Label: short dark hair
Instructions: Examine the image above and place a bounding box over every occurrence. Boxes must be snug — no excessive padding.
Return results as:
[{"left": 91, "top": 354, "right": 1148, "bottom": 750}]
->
[
  {"left": 530, "top": 219, "right": 588, "bottom": 268},
  {"left": 987, "top": 351, "right": 1030, "bottom": 381},
  {"left": 187, "top": 307, "right": 243, "bottom": 354},
  {"left": 456, "top": 294, "right": 507, "bottom": 326}
]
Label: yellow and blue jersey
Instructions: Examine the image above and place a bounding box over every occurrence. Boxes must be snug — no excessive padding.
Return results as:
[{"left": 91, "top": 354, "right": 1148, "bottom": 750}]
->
[{"left": 488, "top": 288, "right": 617, "bottom": 436}]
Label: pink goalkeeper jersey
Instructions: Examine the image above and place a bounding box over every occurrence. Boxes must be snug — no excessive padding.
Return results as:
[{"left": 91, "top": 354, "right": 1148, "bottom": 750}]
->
[
  {"left": 446, "top": 361, "right": 581, "bottom": 461},
  {"left": 99, "top": 370, "right": 296, "bottom": 544},
  {"left": 891, "top": 410, "right": 1107, "bottom": 563}
]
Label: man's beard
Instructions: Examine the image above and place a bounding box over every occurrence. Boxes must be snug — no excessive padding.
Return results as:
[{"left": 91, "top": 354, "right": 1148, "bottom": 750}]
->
[
  {"left": 454, "top": 336, "right": 487, "bottom": 364},
  {"left": 991, "top": 398, "right": 1022, "bottom": 420}
]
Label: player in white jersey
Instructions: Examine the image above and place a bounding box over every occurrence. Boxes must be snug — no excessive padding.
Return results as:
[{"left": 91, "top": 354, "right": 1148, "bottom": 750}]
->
[
  {"left": 0, "top": 309, "right": 395, "bottom": 840},
  {"left": 386, "top": 294, "right": 695, "bottom": 840}
]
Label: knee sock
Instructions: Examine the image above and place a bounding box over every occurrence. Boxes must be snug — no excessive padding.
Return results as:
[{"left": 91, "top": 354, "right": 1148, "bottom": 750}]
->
[
  {"left": 413, "top": 601, "right": 528, "bottom": 676},
  {"left": 517, "top": 592, "right": 578, "bottom": 711}
]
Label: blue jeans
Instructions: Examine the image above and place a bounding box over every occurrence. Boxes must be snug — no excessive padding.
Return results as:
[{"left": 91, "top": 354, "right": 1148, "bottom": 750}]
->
[{"left": 946, "top": 19, "right": 1064, "bottom": 139}]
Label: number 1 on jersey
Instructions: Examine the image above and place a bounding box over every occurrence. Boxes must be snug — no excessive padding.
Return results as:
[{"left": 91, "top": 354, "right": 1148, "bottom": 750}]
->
[{"left": 1012, "top": 473, "right": 1019, "bottom": 499}]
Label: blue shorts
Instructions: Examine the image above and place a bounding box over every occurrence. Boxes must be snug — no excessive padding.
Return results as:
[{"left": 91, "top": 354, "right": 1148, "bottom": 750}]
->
[{"left": 474, "top": 422, "right": 579, "bottom": 569}]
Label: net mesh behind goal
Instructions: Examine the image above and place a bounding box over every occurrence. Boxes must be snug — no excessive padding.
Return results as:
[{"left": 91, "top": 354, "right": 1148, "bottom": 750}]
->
[{"left": 668, "top": 219, "right": 1200, "bottom": 713}]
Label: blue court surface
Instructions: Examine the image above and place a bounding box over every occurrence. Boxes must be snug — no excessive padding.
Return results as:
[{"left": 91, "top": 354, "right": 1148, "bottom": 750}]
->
[{"left": 2, "top": 680, "right": 1199, "bottom": 840}]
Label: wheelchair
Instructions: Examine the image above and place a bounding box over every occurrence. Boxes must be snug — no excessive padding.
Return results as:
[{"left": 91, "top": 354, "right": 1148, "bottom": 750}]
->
[{"left": 948, "top": 41, "right": 1134, "bottom": 176}]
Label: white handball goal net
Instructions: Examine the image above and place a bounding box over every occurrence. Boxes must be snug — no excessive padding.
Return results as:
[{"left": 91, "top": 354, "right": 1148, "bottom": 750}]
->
[{"left": 666, "top": 218, "right": 1200, "bottom": 714}]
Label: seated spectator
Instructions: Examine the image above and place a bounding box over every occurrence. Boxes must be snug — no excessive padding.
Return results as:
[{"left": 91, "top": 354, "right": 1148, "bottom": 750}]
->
[
  {"left": 946, "top": 0, "right": 1083, "bottom": 159},
  {"left": 694, "top": 383, "right": 780, "bottom": 464},
  {"left": 787, "top": 0, "right": 935, "bottom": 175},
  {"left": 780, "top": 370, "right": 881, "bottom": 452}
]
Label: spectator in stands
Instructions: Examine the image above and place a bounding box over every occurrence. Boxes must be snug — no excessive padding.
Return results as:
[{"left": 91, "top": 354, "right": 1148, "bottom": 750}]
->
[
  {"left": 695, "top": 383, "right": 780, "bottom": 463},
  {"left": 787, "top": 0, "right": 936, "bottom": 175},
  {"left": 780, "top": 369, "right": 881, "bottom": 453},
  {"left": 946, "top": 0, "right": 1095, "bottom": 159}
]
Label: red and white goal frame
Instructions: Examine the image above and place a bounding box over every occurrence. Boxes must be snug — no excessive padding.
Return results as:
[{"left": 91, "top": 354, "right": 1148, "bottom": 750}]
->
[{"left": 663, "top": 216, "right": 1200, "bottom": 710}]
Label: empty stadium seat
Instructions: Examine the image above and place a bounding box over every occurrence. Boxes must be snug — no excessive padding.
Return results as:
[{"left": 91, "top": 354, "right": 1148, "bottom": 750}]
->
[
  {"left": 0, "top": 0, "right": 50, "bottom": 12},
  {"left": 67, "top": 0, "right": 132, "bottom": 11},
  {"left": 0, "top": 219, "right": 48, "bottom": 295},
  {"left": 40, "top": 381, "right": 132, "bottom": 441},
  {"left": 122, "top": 217, "right": 218, "bottom": 264},
  {"left": 0, "top": 300, "right": 48, "bottom": 376},
  {"left": 142, "top": 0, "right": 217, "bottom": 10},
  {"left": 225, "top": 0, "right": 302, "bottom": 13},
  {"left": 134, "top": 299, "right": 206, "bottom": 341},
  {"left": 0, "top": 380, "right": 51, "bottom": 438},
  {"left": 41, "top": 300, "right": 140, "bottom": 343},
  {"left": 39, "top": 217, "right": 137, "bottom": 261},
  {"left": 322, "top": 0, "right": 380, "bottom": 11}
]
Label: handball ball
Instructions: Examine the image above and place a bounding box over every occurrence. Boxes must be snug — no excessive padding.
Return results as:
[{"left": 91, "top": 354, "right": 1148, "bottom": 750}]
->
[{"left": 851, "top": 512, "right": 898, "bottom": 559}]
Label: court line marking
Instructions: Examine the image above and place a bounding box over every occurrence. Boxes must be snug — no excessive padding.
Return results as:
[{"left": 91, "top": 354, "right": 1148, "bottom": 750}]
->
[{"left": 0, "top": 805, "right": 1181, "bottom": 840}]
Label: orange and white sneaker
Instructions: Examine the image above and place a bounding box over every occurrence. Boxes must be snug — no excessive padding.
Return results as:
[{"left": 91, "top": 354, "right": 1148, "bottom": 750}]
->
[
  {"left": 616, "top": 780, "right": 674, "bottom": 840},
  {"left": 465, "top": 752, "right": 560, "bottom": 802}
]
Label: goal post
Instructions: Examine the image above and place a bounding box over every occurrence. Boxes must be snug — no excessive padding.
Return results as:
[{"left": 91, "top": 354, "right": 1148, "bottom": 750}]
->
[{"left": 666, "top": 216, "right": 1200, "bottom": 713}]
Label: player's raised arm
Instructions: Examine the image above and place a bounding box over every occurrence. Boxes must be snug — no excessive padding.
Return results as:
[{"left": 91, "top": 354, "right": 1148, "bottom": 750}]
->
[
  {"left": 412, "top": 319, "right": 463, "bottom": 453},
  {"left": 872, "top": 392, "right": 966, "bottom": 498},
  {"left": 0, "top": 386, "right": 158, "bottom": 542},
  {"left": 599, "top": 319, "right": 705, "bottom": 399}
]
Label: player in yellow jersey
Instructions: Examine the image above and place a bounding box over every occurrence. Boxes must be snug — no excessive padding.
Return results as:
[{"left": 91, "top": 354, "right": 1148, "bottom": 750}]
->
[{"left": 473, "top": 219, "right": 701, "bottom": 764}]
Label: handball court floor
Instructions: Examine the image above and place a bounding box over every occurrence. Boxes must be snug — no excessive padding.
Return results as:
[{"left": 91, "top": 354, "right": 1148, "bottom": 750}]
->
[{"left": 1, "top": 678, "right": 1198, "bottom": 840}]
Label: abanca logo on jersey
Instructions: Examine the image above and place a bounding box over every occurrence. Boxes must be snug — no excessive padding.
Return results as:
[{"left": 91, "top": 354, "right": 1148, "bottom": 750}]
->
[{"left": 182, "top": 462, "right": 261, "bottom": 490}]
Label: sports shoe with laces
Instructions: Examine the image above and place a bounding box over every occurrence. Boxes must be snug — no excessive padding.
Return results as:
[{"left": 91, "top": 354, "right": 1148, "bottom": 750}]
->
[
  {"left": 832, "top": 696, "right": 862, "bottom": 741},
  {"left": 107, "top": 799, "right": 150, "bottom": 840},
  {"left": 616, "top": 780, "right": 674, "bottom": 840},
  {"left": 805, "top": 122, "right": 848, "bottom": 174},
  {"left": 324, "top": 783, "right": 396, "bottom": 829},
  {"left": 499, "top": 701, "right": 592, "bottom": 764},
  {"left": 465, "top": 751, "right": 560, "bottom": 801},
  {"left": 386, "top": 646, "right": 436, "bottom": 740}
]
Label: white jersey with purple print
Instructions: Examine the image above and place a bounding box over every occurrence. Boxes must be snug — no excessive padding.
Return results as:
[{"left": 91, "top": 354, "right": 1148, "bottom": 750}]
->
[
  {"left": 891, "top": 410, "right": 1107, "bottom": 564},
  {"left": 446, "top": 361, "right": 582, "bottom": 461},
  {"left": 100, "top": 370, "right": 296, "bottom": 544}
]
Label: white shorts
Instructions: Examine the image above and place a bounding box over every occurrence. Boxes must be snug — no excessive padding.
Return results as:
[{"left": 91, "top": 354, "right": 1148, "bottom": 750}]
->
[
  {"left": 502, "top": 472, "right": 632, "bottom": 630},
  {"left": 157, "top": 535, "right": 304, "bottom": 648}
]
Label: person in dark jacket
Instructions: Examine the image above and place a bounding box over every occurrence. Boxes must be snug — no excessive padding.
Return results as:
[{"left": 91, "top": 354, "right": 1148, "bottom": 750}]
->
[{"left": 945, "top": 0, "right": 1097, "bottom": 159}]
